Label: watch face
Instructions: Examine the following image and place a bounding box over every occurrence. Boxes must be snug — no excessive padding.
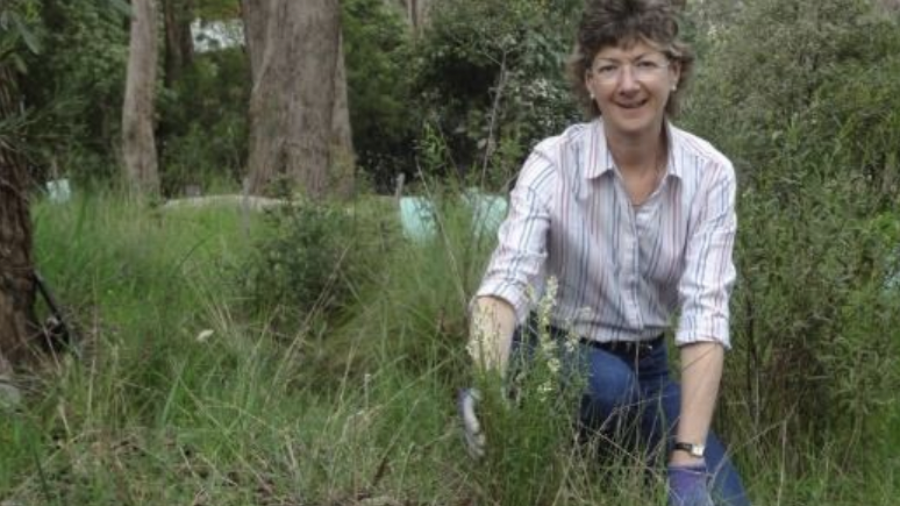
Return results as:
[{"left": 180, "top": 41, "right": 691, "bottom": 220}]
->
[{"left": 691, "top": 444, "right": 706, "bottom": 458}]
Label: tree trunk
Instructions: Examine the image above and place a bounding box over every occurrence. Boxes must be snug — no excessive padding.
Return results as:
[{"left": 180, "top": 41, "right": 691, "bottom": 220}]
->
[
  {"left": 242, "top": 0, "right": 354, "bottom": 199},
  {"left": 877, "top": 0, "right": 900, "bottom": 11},
  {"left": 240, "top": 0, "right": 267, "bottom": 84},
  {"left": 390, "top": 0, "right": 430, "bottom": 31},
  {"left": 123, "top": 0, "right": 160, "bottom": 195},
  {"left": 163, "top": 0, "right": 195, "bottom": 88},
  {"left": 0, "top": 64, "right": 38, "bottom": 375},
  {"left": 330, "top": 32, "right": 354, "bottom": 197}
]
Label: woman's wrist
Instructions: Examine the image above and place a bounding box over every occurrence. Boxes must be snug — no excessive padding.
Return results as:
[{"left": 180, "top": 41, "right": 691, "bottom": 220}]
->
[{"left": 669, "top": 450, "right": 705, "bottom": 466}]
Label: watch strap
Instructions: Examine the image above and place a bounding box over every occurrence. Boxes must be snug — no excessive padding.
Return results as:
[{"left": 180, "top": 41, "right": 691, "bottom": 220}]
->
[{"left": 673, "top": 441, "right": 705, "bottom": 458}]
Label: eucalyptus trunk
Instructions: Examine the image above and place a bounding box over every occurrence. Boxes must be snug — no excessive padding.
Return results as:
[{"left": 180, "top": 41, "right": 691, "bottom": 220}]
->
[
  {"left": 241, "top": 0, "right": 354, "bottom": 198},
  {"left": 0, "top": 64, "right": 38, "bottom": 374},
  {"left": 122, "top": 0, "right": 160, "bottom": 195}
]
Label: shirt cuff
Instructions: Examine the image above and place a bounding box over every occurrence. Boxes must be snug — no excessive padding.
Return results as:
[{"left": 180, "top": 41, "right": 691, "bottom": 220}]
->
[
  {"left": 675, "top": 316, "right": 731, "bottom": 349},
  {"left": 473, "top": 280, "right": 533, "bottom": 325}
]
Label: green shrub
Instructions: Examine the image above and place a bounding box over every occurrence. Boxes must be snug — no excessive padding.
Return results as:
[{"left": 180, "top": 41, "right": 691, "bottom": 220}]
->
[
  {"left": 681, "top": 0, "right": 900, "bottom": 472},
  {"left": 409, "top": 0, "right": 581, "bottom": 189},
  {"left": 343, "top": 0, "right": 417, "bottom": 190},
  {"left": 473, "top": 281, "right": 588, "bottom": 506},
  {"left": 157, "top": 48, "right": 250, "bottom": 194},
  {"left": 236, "top": 198, "right": 397, "bottom": 335},
  {"left": 286, "top": 186, "right": 501, "bottom": 390},
  {"left": 23, "top": 0, "right": 128, "bottom": 182},
  {"left": 683, "top": 0, "right": 900, "bottom": 178}
]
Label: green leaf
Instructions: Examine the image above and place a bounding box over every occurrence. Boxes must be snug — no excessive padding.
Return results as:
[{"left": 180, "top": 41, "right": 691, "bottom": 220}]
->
[
  {"left": 104, "top": 0, "right": 133, "bottom": 18},
  {"left": 11, "top": 12, "right": 40, "bottom": 55},
  {"left": 11, "top": 53, "right": 27, "bottom": 75}
]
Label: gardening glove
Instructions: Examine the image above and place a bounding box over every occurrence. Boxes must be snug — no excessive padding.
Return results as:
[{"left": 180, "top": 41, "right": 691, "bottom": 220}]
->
[
  {"left": 668, "top": 462, "right": 715, "bottom": 506},
  {"left": 0, "top": 375, "right": 21, "bottom": 411},
  {"left": 457, "top": 387, "right": 486, "bottom": 459}
]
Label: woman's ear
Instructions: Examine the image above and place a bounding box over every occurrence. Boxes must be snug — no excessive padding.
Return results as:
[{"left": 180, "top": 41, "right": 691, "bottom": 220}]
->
[
  {"left": 668, "top": 59, "right": 682, "bottom": 90},
  {"left": 584, "top": 67, "right": 595, "bottom": 100}
]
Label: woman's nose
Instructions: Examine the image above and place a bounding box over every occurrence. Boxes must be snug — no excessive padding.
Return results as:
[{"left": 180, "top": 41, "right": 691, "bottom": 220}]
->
[{"left": 617, "top": 65, "right": 640, "bottom": 91}]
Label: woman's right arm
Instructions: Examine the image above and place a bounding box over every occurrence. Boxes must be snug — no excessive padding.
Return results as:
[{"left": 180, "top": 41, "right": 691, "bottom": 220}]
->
[
  {"left": 468, "top": 295, "right": 517, "bottom": 376},
  {"left": 469, "top": 146, "right": 556, "bottom": 376}
]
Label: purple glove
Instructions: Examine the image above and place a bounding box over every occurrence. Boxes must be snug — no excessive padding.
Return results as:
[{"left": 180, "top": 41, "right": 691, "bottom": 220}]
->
[
  {"left": 458, "top": 388, "right": 485, "bottom": 459},
  {"left": 668, "top": 462, "right": 715, "bottom": 506}
]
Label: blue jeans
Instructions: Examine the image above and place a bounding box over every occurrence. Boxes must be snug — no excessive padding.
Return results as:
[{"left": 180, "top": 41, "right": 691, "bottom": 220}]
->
[{"left": 513, "top": 324, "right": 751, "bottom": 506}]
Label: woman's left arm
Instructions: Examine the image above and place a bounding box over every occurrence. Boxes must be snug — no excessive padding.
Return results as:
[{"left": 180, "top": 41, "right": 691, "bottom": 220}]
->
[
  {"left": 671, "top": 342, "right": 724, "bottom": 465},
  {"left": 673, "top": 159, "right": 738, "bottom": 465}
]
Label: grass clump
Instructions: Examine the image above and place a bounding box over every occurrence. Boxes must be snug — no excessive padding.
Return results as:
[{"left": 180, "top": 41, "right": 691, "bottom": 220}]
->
[
  {"left": 471, "top": 279, "right": 588, "bottom": 506},
  {"left": 303, "top": 188, "right": 499, "bottom": 386},
  {"left": 234, "top": 197, "right": 398, "bottom": 337}
]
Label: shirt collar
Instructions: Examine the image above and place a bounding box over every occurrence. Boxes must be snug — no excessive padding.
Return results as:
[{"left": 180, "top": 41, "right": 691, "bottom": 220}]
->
[
  {"left": 583, "top": 119, "right": 614, "bottom": 180},
  {"left": 582, "top": 118, "right": 685, "bottom": 181},
  {"left": 664, "top": 122, "right": 685, "bottom": 181}
]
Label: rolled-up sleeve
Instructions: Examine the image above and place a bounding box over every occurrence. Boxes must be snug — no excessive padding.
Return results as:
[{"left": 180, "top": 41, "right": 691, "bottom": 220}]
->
[
  {"left": 475, "top": 151, "right": 555, "bottom": 323},
  {"left": 676, "top": 162, "right": 737, "bottom": 348}
]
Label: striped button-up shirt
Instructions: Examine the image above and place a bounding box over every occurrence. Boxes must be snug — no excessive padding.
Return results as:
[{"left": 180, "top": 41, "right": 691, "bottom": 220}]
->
[{"left": 476, "top": 119, "right": 737, "bottom": 348}]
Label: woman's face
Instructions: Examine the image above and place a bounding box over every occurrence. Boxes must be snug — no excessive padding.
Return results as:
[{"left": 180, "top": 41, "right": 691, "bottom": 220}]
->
[{"left": 584, "top": 39, "right": 680, "bottom": 141}]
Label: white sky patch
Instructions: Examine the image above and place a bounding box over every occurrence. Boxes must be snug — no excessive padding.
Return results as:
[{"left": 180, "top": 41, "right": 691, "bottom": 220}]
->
[{"left": 191, "top": 19, "right": 245, "bottom": 53}]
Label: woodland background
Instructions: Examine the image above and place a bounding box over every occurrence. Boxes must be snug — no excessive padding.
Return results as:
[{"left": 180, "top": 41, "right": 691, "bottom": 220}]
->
[{"left": 1, "top": 0, "right": 899, "bottom": 504}]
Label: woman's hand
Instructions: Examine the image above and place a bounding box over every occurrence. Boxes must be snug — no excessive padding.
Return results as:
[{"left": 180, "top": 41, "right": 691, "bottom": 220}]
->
[
  {"left": 668, "top": 462, "right": 714, "bottom": 506},
  {"left": 458, "top": 388, "right": 485, "bottom": 459},
  {"left": 460, "top": 297, "right": 517, "bottom": 459}
]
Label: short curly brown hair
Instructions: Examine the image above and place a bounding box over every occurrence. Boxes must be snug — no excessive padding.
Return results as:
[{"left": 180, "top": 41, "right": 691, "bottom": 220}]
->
[{"left": 566, "top": 0, "right": 694, "bottom": 119}]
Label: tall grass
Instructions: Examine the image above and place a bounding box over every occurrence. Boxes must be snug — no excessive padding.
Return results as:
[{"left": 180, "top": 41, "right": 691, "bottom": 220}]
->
[{"left": 1, "top": 188, "right": 896, "bottom": 505}]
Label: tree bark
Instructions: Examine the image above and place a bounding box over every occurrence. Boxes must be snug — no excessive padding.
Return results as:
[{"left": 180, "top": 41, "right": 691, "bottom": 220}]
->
[
  {"left": 123, "top": 0, "right": 160, "bottom": 195},
  {"left": 240, "top": 0, "right": 267, "bottom": 84},
  {"left": 242, "top": 0, "right": 354, "bottom": 199},
  {"left": 877, "top": 0, "right": 900, "bottom": 11},
  {"left": 0, "top": 64, "right": 38, "bottom": 375},
  {"left": 390, "top": 0, "right": 430, "bottom": 31},
  {"left": 163, "top": 0, "right": 195, "bottom": 88},
  {"left": 330, "top": 32, "right": 354, "bottom": 197}
]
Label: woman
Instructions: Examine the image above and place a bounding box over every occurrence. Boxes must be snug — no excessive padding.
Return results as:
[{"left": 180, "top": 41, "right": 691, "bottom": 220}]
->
[{"left": 461, "top": 1, "right": 751, "bottom": 505}]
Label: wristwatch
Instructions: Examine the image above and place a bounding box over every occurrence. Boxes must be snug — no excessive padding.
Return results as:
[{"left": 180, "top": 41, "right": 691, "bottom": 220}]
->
[{"left": 673, "top": 441, "right": 706, "bottom": 458}]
